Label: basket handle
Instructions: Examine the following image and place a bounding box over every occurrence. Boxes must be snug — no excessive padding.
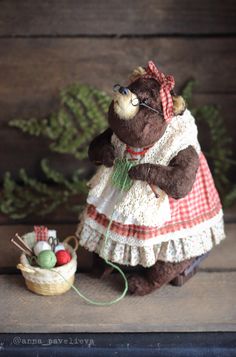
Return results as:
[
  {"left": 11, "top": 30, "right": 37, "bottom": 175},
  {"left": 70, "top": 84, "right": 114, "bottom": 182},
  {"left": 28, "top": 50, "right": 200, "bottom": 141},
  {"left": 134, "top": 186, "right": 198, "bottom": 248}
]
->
[
  {"left": 63, "top": 235, "right": 79, "bottom": 252},
  {"left": 17, "top": 263, "right": 35, "bottom": 274}
]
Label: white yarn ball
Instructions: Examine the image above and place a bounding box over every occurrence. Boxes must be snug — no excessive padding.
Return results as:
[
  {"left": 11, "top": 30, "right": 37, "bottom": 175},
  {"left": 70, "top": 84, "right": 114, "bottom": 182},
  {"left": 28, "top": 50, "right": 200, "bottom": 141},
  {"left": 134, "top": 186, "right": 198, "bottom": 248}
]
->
[
  {"left": 54, "top": 244, "right": 65, "bottom": 253},
  {"left": 34, "top": 241, "right": 52, "bottom": 256}
]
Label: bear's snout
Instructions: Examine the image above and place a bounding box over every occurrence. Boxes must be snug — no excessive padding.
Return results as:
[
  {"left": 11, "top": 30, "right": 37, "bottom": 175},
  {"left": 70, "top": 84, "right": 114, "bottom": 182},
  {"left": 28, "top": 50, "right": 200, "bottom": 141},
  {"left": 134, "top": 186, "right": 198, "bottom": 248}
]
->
[{"left": 113, "top": 89, "right": 139, "bottom": 121}]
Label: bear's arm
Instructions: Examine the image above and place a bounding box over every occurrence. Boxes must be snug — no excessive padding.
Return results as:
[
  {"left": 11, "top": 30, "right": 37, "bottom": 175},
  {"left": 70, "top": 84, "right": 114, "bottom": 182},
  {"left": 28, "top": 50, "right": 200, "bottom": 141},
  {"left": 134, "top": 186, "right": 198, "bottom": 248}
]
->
[
  {"left": 128, "top": 145, "right": 199, "bottom": 199},
  {"left": 88, "top": 128, "right": 115, "bottom": 167}
]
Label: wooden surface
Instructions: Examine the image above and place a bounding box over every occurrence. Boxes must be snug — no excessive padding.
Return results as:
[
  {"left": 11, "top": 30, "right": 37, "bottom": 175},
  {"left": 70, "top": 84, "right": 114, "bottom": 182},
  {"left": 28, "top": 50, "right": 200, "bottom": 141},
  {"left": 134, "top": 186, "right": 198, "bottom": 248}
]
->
[
  {"left": 0, "top": 224, "right": 235, "bottom": 333},
  {"left": 0, "top": 1, "right": 235, "bottom": 184},
  {"left": 0, "top": 0, "right": 235, "bottom": 36},
  {"left": 0, "top": 272, "right": 235, "bottom": 333},
  {"left": 0, "top": 1, "right": 235, "bottom": 221},
  {"left": 0, "top": 37, "right": 236, "bottom": 179}
]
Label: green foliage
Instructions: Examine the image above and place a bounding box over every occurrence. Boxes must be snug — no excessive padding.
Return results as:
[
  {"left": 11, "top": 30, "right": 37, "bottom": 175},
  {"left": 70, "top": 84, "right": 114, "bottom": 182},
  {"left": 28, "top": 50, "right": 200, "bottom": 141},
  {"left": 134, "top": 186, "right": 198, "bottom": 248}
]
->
[
  {"left": 0, "top": 160, "right": 88, "bottom": 219},
  {"left": 0, "top": 81, "right": 235, "bottom": 220},
  {"left": 10, "top": 84, "right": 109, "bottom": 159},
  {"left": 1, "top": 83, "right": 111, "bottom": 219},
  {"left": 224, "top": 186, "right": 236, "bottom": 207},
  {"left": 181, "top": 79, "right": 196, "bottom": 104}
]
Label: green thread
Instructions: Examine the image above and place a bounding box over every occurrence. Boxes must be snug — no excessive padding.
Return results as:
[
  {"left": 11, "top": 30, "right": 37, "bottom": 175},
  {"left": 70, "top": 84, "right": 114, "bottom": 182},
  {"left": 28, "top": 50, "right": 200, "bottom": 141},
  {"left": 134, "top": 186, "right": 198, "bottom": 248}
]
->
[
  {"left": 53, "top": 158, "right": 135, "bottom": 305},
  {"left": 111, "top": 158, "right": 135, "bottom": 191}
]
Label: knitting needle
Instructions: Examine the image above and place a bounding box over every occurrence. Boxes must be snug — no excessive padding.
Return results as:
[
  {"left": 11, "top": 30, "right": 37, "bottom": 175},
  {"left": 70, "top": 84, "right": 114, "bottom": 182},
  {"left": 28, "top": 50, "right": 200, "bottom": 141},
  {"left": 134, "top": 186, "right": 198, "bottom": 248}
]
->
[
  {"left": 15, "top": 233, "right": 33, "bottom": 254},
  {"left": 10, "top": 238, "right": 32, "bottom": 257}
]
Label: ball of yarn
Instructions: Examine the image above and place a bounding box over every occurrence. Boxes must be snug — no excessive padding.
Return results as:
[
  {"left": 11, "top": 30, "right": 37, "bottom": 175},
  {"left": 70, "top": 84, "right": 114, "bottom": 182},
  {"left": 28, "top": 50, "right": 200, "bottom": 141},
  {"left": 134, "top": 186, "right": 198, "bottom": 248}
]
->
[
  {"left": 54, "top": 244, "right": 65, "bottom": 253},
  {"left": 56, "top": 250, "right": 71, "bottom": 266},
  {"left": 37, "top": 250, "right": 57, "bottom": 269},
  {"left": 33, "top": 241, "right": 52, "bottom": 256}
]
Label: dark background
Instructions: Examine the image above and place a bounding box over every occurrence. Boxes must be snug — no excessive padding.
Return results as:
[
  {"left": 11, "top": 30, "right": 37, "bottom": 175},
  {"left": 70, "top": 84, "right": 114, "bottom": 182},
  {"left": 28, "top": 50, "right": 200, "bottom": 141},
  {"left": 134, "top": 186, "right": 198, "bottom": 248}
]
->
[{"left": 0, "top": 1, "right": 235, "bottom": 179}]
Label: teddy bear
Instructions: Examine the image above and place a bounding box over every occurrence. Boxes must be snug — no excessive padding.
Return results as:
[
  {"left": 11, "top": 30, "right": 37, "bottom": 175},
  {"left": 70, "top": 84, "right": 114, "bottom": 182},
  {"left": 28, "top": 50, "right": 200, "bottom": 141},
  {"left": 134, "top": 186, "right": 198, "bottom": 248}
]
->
[{"left": 76, "top": 61, "right": 225, "bottom": 296}]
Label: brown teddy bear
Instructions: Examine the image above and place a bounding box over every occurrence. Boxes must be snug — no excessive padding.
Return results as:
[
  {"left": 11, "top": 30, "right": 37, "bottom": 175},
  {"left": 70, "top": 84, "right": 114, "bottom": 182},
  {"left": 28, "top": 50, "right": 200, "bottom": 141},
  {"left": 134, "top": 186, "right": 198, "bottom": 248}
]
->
[{"left": 76, "top": 61, "right": 225, "bottom": 295}]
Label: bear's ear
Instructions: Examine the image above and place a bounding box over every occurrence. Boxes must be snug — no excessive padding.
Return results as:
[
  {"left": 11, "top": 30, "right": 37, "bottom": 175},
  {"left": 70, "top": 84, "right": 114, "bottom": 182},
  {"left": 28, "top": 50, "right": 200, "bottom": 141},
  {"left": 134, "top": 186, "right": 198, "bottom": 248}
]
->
[
  {"left": 129, "top": 66, "right": 146, "bottom": 82},
  {"left": 172, "top": 95, "right": 186, "bottom": 116}
]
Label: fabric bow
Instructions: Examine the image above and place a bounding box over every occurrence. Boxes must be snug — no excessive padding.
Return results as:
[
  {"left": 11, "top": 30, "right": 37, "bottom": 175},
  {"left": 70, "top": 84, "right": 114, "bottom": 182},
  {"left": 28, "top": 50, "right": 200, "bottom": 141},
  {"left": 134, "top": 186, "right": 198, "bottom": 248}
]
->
[{"left": 145, "top": 61, "right": 175, "bottom": 123}]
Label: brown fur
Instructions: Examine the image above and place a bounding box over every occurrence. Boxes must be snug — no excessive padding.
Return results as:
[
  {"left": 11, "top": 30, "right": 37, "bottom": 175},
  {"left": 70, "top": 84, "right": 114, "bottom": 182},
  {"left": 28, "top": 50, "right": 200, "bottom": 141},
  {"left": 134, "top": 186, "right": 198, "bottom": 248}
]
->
[
  {"left": 88, "top": 128, "right": 115, "bottom": 167},
  {"left": 128, "top": 146, "right": 199, "bottom": 199},
  {"left": 128, "top": 258, "right": 195, "bottom": 295},
  {"left": 88, "top": 75, "right": 201, "bottom": 295},
  {"left": 108, "top": 78, "right": 167, "bottom": 148}
]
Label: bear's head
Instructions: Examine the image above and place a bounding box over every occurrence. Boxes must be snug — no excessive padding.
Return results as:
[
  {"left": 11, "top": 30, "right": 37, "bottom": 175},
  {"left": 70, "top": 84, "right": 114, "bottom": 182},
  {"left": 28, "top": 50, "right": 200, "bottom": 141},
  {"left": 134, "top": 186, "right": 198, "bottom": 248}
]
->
[{"left": 108, "top": 63, "right": 186, "bottom": 148}]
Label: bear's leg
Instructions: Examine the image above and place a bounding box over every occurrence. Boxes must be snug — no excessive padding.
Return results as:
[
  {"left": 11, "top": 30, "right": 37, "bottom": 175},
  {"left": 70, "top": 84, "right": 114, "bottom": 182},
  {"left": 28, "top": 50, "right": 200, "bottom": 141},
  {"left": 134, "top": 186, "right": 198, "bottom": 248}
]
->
[
  {"left": 128, "top": 258, "right": 195, "bottom": 296},
  {"left": 90, "top": 253, "right": 114, "bottom": 279}
]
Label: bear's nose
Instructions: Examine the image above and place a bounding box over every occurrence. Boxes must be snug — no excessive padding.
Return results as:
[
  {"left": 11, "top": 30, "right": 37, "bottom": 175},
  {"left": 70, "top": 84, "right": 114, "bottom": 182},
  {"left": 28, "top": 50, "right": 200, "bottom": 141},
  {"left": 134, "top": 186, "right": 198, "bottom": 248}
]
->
[{"left": 119, "top": 86, "right": 129, "bottom": 95}]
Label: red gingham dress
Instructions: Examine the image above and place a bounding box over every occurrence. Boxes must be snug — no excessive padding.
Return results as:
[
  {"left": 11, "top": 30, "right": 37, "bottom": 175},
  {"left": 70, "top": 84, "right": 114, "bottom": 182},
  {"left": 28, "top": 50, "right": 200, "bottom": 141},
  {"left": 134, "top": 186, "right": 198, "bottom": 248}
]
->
[
  {"left": 86, "top": 153, "right": 221, "bottom": 239},
  {"left": 77, "top": 110, "right": 225, "bottom": 266}
]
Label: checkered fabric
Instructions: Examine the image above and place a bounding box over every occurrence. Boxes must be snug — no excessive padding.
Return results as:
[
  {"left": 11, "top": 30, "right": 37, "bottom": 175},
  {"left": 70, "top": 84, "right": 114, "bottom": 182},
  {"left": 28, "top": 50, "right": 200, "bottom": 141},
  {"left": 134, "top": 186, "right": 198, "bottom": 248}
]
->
[
  {"left": 86, "top": 153, "right": 222, "bottom": 240},
  {"left": 144, "top": 61, "right": 175, "bottom": 123},
  {"left": 34, "top": 226, "right": 48, "bottom": 241}
]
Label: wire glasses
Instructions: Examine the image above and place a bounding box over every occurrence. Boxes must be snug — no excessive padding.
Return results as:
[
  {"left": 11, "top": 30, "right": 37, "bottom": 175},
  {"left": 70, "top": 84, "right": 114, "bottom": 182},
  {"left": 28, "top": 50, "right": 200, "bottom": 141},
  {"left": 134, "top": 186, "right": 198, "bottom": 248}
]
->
[{"left": 113, "top": 84, "right": 163, "bottom": 116}]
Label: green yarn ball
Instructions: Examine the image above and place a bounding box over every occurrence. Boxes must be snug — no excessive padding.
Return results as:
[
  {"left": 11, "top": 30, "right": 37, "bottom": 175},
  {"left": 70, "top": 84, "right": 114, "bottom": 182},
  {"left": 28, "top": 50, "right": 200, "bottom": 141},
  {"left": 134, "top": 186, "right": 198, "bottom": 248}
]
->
[{"left": 37, "top": 250, "right": 57, "bottom": 269}]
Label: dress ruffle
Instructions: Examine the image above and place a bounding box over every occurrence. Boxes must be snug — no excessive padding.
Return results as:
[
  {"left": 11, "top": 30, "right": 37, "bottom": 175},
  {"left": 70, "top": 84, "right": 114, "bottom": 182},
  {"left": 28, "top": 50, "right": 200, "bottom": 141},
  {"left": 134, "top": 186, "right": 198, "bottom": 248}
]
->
[{"left": 76, "top": 213, "right": 225, "bottom": 267}]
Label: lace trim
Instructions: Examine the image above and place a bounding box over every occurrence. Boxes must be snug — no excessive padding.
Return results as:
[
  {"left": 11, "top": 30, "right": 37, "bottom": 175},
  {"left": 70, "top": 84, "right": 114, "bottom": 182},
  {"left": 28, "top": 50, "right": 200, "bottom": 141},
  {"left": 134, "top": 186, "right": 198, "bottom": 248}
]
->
[
  {"left": 76, "top": 216, "right": 225, "bottom": 266},
  {"left": 111, "top": 109, "right": 201, "bottom": 166},
  {"left": 87, "top": 184, "right": 171, "bottom": 226},
  {"left": 77, "top": 209, "right": 224, "bottom": 247}
]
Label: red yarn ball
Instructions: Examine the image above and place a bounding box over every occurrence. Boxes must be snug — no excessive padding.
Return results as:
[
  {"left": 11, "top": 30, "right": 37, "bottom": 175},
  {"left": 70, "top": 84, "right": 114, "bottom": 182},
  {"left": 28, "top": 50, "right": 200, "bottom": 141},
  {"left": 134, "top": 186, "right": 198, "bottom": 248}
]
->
[{"left": 56, "top": 250, "right": 71, "bottom": 266}]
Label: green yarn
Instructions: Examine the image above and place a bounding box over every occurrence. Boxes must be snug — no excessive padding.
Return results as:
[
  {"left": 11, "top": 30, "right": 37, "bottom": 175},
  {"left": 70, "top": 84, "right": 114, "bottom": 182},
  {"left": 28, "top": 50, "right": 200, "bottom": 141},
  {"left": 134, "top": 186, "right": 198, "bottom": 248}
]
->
[
  {"left": 111, "top": 158, "right": 135, "bottom": 191},
  {"left": 51, "top": 158, "right": 137, "bottom": 305},
  {"left": 37, "top": 250, "right": 57, "bottom": 269}
]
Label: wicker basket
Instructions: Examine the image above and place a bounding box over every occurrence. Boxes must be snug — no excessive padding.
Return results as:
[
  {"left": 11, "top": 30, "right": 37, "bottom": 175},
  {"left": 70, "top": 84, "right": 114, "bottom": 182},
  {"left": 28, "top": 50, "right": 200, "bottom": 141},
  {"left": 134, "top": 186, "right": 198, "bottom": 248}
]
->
[{"left": 17, "top": 234, "right": 79, "bottom": 296}]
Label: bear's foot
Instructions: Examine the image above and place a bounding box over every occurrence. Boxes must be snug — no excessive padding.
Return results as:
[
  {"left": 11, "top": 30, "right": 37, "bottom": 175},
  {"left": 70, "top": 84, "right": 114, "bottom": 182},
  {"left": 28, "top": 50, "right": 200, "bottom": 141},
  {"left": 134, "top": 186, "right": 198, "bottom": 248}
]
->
[
  {"left": 128, "top": 274, "right": 156, "bottom": 296},
  {"left": 146, "top": 258, "right": 196, "bottom": 291},
  {"left": 128, "top": 258, "right": 196, "bottom": 296},
  {"left": 170, "top": 253, "right": 209, "bottom": 286}
]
